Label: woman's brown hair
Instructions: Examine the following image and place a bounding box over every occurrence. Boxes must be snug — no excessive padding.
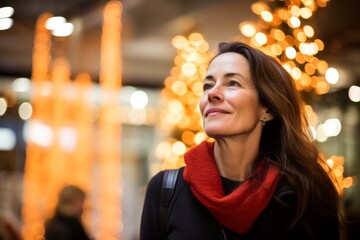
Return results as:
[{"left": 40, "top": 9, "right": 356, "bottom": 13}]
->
[{"left": 214, "top": 41, "right": 341, "bottom": 227}]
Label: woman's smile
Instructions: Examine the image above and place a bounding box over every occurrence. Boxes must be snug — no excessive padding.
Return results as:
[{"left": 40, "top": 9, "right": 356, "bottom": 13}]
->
[{"left": 205, "top": 107, "right": 230, "bottom": 117}]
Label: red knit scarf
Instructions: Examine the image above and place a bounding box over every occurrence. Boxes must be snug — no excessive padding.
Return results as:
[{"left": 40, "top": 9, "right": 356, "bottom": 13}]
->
[{"left": 183, "top": 141, "right": 280, "bottom": 234}]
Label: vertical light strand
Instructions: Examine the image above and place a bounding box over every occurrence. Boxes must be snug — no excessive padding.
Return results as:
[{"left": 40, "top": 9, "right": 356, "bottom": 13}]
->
[
  {"left": 45, "top": 57, "right": 71, "bottom": 218},
  {"left": 98, "top": 0, "right": 123, "bottom": 239},
  {"left": 72, "top": 73, "right": 94, "bottom": 233},
  {"left": 22, "top": 13, "right": 52, "bottom": 240}
]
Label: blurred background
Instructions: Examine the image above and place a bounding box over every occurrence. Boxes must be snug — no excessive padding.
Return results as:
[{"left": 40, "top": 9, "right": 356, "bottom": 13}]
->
[{"left": 0, "top": 0, "right": 359, "bottom": 239}]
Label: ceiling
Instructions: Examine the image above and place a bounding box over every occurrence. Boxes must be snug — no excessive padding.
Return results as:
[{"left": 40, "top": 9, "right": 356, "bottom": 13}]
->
[{"left": 1, "top": 0, "right": 360, "bottom": 88}]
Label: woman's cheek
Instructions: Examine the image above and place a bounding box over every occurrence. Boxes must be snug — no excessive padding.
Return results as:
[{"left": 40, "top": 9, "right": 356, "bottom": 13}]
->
[{"left": 199, "top": 95, "right": 207, "bottom": 116}]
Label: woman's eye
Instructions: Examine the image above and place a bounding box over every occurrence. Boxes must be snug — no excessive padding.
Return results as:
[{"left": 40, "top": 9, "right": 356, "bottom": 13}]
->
[
  {"left": 203, "top": 83, "right": 213, "bottom": 91},
  {"left": 228, "top": 80, "right": 240, "bottom": 87}
]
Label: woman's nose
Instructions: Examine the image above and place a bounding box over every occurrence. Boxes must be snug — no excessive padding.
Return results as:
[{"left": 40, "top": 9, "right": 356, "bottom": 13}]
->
[{"left": 207, "top": 84, "right": 223, "bottom": 102}]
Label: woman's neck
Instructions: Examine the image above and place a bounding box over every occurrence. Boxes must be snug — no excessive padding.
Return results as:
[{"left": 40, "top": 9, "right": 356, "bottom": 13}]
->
[{"left": 214, "top": 135, "right": 261, "bottom": 181}]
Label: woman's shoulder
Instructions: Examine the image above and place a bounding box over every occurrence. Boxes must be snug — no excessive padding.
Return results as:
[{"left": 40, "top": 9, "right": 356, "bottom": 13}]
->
[
  {"left": 146, "top": 167, "right": 185, "bottom": 192},
  {"left": 147, "top": 170, "right": 165, "bottom": 187},
  {"left": 144, "top": 170, "right": 165, "bottom": 202}
]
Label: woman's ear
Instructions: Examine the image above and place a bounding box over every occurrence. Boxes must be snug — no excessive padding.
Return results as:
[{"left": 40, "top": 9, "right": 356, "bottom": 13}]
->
[{"left": 265, "top": 110, "right": 274, "bottom": 121}]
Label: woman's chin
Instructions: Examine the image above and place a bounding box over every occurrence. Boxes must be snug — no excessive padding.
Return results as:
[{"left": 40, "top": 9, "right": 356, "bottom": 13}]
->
[{"left": 204, "top": 129, "right": 226, "bottom": 139}]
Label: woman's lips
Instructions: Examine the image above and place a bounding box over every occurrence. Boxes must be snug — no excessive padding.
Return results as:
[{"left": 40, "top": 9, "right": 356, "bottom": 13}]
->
[{"left": 205, "top": 108, "right": 229, "bottom": 117}]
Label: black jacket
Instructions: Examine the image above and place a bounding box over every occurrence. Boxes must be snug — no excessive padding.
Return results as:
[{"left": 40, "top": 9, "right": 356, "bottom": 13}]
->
[
  {"left": 140, "top": 168, "right": 340, "bottom": 240},
  {"left": 44, "top": 213, "right": 90, "bottom": 240}
]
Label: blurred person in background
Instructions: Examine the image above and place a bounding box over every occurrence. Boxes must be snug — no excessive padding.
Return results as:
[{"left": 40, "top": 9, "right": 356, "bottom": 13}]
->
[
  {"left": 44, "top": 185, "right": 90, "bottom": 240},
  {"left": 140, "top": 41, "right": 342, "bottom": 239}
]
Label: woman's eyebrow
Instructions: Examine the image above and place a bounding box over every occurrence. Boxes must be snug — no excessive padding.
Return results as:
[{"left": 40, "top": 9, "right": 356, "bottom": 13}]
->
[
  {"left": 204, "top": 75, "right": 214, "bottom": 81},
  {"left": 204, "top": 72, "right": 246, "bottom": 81},
  {"left": 224, "top": 72, "right": 246, "bottom": 80}
]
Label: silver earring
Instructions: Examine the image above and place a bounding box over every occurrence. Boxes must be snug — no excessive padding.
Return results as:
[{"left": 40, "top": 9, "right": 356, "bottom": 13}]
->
[{"left": 261, "top": 116, "right": 267, "bottom": 126}]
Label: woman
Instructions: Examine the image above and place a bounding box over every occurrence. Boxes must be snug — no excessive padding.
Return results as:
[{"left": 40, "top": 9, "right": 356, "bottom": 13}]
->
[{"left": 140, "top": 41, "right": 341, "bottom": 239}]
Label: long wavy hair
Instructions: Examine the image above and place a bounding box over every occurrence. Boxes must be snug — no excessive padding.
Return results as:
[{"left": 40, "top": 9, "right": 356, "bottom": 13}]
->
[{"left": 214, "top": 41, "right": 340, "bottom": 226}]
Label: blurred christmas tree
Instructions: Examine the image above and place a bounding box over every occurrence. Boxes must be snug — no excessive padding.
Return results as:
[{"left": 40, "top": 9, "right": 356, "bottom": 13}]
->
[
  {"left": 237, "top": 0, "right": 332, "bottom": 94},
  {"left": 155, "top": 33, "right": 213, "bottom": 170}
]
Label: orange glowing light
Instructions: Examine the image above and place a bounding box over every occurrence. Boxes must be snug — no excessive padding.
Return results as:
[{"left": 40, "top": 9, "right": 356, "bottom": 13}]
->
[
  {"left": 23, "top": 1, "right": 124, "bottom": 240},
  {"left": 158, "top": 33, "right": 212, "bottom": 169},
  {"left": 22, "top": 13, "right": 53, "bottom": 240},
  {"left": 97, "top": 1, "right": 123, "bottom": 239}
]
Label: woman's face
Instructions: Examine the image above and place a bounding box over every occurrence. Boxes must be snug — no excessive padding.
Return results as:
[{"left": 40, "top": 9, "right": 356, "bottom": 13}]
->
[{"left": 200, "top": 52, "right": 267, "bottom": 138}]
